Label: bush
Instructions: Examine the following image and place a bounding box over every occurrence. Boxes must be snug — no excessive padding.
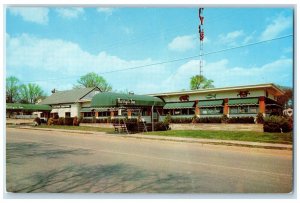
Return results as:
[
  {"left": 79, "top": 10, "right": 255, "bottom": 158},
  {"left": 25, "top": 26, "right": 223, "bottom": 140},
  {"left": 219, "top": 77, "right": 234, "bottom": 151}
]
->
[
  {"left": 81, "top": 118, "right": 92, "bottom": 123},
  {"left": 198, "top": 117, "right": 222, "bottom": 123},
  {"left": 256, "top": 113, "right": 264, "bottom": 124},
  {"left": 73, "top": 116, "right": 80, "bottom": 126},
  {"left": 170, "top": 117, "right": 193, "bottom": 123},
  {"left": 58, "top": 117, "right": 65, "bottom": 125},
  {"left": 221, "top": 114, "right": 229, "bottom": 123},
  {"left": 33, "top": 117, "right": 41, "bottom": 126},
  {"left": 227, "top": 116, "right": 255, "bottom": 124},
  {"left": 263, "top": 116, "right": 292, "bottom": 132},
  {"left": 96, "top": 118, "right": 108, "bottom": 123},
  {"left": 64, "top": 117, "right": 73, "bottom": 126},
  {"left": 53, "top": 114, "right": 59, "bottom": 119},
  {"left": 154, "top": 122, "right": 170, "bottom": 131},
  {"left": 163, "top": 114, "right": 172, "bottom": 125},
  {"left": 47, "top": 118, "right": 54, "bottom": 125}
]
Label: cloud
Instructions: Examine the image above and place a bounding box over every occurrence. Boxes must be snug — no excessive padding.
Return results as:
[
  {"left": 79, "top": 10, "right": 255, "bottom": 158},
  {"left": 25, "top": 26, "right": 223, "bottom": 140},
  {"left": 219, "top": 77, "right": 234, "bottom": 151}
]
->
[
  {"left": 96, "top": 8, "right": 114, "bottom": 16},
  {"left": 218, "top": 30, "right": 244, "bottom": 46},
  {"left": 260, "top": 13, "right": 292, "bottom": 40},
  {"left": 55, "top": 8, "right": 84, "bottom": 19},
  {"left": 158, "top": 58, "right": 293, "bottom": 92},
  {"left": 168, "top": 35, "right": 197, "bottom": 52},
  {"left": 8, "top": 7, "right": 49, "bottom": 25},
  {"left": 6, "top": 34, "right": 168, "bottom": 94}
]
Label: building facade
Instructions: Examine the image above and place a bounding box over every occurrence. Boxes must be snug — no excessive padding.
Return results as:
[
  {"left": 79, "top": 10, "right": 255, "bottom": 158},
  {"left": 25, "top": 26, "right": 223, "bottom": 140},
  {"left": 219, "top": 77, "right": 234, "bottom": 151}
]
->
[
  {"left": 39, "top": 87, "right": 101, "bottom": 118},
  {"left": 149, "top": 83, "right": 284, "bottom": 120}
]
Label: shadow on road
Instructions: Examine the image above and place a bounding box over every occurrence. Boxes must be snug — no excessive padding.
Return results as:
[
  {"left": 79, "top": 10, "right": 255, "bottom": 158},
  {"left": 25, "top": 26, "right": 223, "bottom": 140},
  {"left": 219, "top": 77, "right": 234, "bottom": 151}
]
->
[
  {"left": 6, "top": 142, "right": 92, "bottom": 165},
  {"left": 7, "top": 163, "right": 194, "bottom": 193}
]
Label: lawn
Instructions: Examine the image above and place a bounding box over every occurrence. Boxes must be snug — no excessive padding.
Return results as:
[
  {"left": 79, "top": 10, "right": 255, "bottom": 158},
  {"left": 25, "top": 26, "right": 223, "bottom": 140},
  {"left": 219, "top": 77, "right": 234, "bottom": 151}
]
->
[
  {"left": 8, "top": 124, "right": 293, "bottom": 144},
  {"left": 34, "top": 125, "right": 115, "bottom": 133},
  {"left": 145, "top": 130, "right": 293, "bottom": 144}
]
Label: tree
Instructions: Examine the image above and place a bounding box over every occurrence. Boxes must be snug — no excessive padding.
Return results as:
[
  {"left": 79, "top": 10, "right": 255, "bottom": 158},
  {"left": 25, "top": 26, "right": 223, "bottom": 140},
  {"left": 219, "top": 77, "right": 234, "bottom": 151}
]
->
[
  {"left": 6, "top": 76, "right": 20, "bottom": 103},
  {"left": 19, "top": 83, "right": 45, "bottom": 104},
  {"left": 74, "top": 72, "right": 112, "bottom": 91},
  {"left": 276, "top": 85, "right": 293, "bottom": 108},
  {"left": 190, "top": 75, "right": 214, "bottom": 90}
]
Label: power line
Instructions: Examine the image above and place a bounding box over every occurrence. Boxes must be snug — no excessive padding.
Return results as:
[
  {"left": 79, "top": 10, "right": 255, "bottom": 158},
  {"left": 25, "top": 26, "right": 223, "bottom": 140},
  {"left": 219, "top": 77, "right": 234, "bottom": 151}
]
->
[{"left": 20, "top": 34, "right": 292, "bottom": 83}]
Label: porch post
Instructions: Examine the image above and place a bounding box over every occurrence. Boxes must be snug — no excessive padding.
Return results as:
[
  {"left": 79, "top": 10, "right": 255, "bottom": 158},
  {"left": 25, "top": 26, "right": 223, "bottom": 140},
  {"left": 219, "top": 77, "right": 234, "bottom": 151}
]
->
[
  {"left": 259, "top": 96, "right": 266, "bottom": 116},
  {"left": 224, "top": 98, "right": 229, "bottom": 116}
]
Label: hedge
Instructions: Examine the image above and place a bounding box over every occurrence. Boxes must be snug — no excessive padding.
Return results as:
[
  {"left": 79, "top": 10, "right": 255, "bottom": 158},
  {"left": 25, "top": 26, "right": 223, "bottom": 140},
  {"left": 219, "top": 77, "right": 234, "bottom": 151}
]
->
[{"left": 263, "top": 116, "right": 293, "bottom": 132}]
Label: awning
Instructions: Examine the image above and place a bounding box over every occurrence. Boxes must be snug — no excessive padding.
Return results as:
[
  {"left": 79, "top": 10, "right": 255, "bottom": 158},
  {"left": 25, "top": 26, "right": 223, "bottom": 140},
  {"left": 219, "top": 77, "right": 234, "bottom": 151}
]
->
[
  {"left": 6, "top": 103, "right": 51, "bottom": 111},
  {"left": 163, "top": 102, "right": 195, "bottom": 109},
  {"left": 91, "top": 92, "right": 165, "bottom": 107},
  {"left": 198, "top": 100, "right": 223, "bottom": 107},
  {"left": 80, "top": 107, "right": 94, "bottom": 113},
  {"left": 228, "top": 98, "right": 259, "bottom": 106}
]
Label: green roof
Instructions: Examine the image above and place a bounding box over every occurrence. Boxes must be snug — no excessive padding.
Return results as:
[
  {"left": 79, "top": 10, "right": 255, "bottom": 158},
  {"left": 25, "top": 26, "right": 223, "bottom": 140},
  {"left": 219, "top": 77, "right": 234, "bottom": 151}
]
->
[
  {"left": 80, "top": 107, "right": 94, "bottom": 113},
  {"left": 198, "top": 100, "right": 223, "bottom": 107},
  {"left": 163, "top": 102, "right": 195, "bottom": 109},
  {"left": 39, "top": 87, "right": 100, "bottom": 105},
  {"left": 228, "top": 98, "right": 259, "bottom": 106},
  {"left": 91, "top": 92, "right": 165, "bottom": 107},
  {"left": 6, "top": 103, "right": 51, "bottom": 111}
]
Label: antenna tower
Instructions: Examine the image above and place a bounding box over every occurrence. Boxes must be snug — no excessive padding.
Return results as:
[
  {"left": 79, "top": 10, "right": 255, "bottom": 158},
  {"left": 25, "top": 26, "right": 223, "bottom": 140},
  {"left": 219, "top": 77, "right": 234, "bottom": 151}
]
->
[{"left": 198, "top": 8, "right": 205, "bottom": 81}]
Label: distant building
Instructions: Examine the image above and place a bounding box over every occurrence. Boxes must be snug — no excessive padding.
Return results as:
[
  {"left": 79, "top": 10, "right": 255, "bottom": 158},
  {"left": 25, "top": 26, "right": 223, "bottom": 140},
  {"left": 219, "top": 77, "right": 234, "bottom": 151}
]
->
[{"left": 39, "top": 87, "right": 101, "bottom": 118}]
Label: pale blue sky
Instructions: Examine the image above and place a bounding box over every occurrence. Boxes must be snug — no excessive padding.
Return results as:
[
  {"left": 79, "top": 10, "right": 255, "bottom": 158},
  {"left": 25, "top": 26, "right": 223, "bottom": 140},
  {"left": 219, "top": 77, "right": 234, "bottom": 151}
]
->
[{"left": 6, "top": 7, "right": 293, "bottom": 95}]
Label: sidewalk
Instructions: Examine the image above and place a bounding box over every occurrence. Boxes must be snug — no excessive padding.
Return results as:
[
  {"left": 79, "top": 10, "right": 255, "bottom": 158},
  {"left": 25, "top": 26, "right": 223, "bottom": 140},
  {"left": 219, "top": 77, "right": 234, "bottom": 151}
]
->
[{"left": 15, "top": 126, "right": 292, "bottom": 150}]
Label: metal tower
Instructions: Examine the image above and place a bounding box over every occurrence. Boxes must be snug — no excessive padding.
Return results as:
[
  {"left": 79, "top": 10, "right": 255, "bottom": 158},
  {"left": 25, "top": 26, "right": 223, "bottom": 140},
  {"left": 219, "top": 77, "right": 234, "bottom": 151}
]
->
[{"left": 198, "top": 8, "right": 205, "bottom": 79}]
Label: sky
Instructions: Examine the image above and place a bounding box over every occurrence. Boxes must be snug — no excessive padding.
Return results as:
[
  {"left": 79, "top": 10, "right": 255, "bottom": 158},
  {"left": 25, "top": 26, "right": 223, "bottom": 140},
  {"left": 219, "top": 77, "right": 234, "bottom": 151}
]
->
[{"left": 5, "top": 6, "right": 294, "bottom": 96}]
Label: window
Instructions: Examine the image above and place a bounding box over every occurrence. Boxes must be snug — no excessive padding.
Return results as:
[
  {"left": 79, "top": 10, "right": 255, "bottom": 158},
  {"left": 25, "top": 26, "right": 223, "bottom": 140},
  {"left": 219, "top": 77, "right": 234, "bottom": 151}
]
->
[
  {"left": 65, "top": 112, "right": 71, "bottom": 118},
  {"left": 239, "top": 106, "right": 248, "bottom": 113},
  {"left": 249, "top": 106, "right": 257, "bottom": 113},
  {"left": 201, "top": 107, "right": 223, "bottom": 115},
  {"left": 98, "top": 112, "right": 109, "bottom": 117},
  {"left": 230, "top": 106, "right": 258, "bottom": 114},
  {"left": 84, "top": 112, "right": 92, "bottom": 117},
  {"left": 230, "top": 107, "right": 238, "bottom": 114}
]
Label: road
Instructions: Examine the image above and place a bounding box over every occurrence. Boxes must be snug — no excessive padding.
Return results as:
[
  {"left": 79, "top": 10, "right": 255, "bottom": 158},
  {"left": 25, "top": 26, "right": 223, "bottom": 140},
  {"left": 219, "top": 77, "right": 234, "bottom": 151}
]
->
[{"left": 6, "top": 128, "right": 293, "bottom": 193}]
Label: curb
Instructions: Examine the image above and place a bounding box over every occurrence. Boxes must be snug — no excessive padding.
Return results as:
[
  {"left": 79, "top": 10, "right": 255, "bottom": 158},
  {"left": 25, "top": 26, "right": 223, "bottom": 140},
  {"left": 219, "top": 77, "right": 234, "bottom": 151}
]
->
[{"left": 11, "top": 126, "right": 292, "bottom": 151}]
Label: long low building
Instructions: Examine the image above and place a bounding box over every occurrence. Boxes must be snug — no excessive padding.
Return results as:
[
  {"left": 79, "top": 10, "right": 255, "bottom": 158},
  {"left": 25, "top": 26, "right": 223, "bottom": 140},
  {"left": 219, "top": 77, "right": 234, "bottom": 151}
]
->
[
  {"left": 10, "top": 83, "right": 282, "bottom": 122},
  {"left": 149, "top": 83, "right": 284, "bottom": 119}
]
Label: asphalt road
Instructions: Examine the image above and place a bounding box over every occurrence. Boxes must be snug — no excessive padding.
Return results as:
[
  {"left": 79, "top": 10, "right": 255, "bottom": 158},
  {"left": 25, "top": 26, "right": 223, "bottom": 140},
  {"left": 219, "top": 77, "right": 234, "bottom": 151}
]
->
[{"left": 6, "top": 128, "right": 293, "bottom": 193}]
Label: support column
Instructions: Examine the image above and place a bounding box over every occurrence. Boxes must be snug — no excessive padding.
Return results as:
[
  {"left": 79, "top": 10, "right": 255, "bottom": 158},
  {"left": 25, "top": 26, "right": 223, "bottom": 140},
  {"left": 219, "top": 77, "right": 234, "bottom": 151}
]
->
[
  {"left": 195, "top": 101, "right": 200, "bottom": 117},
  {"left": 223, "top": 98, "right": 229, "bottom": 116},
  {"left": 127, "top": 109, "right": 132, "bottom": 119},
  {"left": 95, "top": 111, "right": 99, "bottom": 118},
  {"left": 259, "top": 96, "right": 266, "bottom": 115},
  {"left": 110, "top": 111, "right": 115, "bottom": 119}
]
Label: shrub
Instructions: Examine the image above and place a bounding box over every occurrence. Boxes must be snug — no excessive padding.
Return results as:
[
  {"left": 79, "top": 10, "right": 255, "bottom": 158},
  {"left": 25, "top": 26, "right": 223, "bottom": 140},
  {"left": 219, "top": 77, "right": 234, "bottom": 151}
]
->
[
  {"left": 198, "top": 117, "right": 222, "bottom": 123},
  {"left": 33, "top": 117, "right": 41, "bottom": 126},
  {"left": 47, "top": 118, "right": 54, "bottom": 125},
  {"left": 81, "top": 118, "right": 92, "bottom": 123},
  {"left": 163, "top": 114, "right": 172, "bottom": 125},
  {"left": 263, "top": 116, "right": 292, "bottom": 132},
  {"left": 154, "top": 122, "right": 170, "bottom": 131},
  {"left": 64, "top": 117, "right": 73, "bottom": 126},
  {"left": 170, "top": 117, "right": 193, "bottom": 123},
  {"left": 221, "top": 114, "right": 229, "bottom": 123},
  {"left": 53, "top": 114, "right": 59, "bottom": 119},
  {"left": 58, "top": 117, "right": 65, "bottom": 125},
  {"left": 73, "top": 116, "right": 80, "bottom": 126},
  {"left": 52, "top": 119, "right": 59, "bottom": 125},
  {"left": 227, "top": 116, "right": 255, "bottom": 124},
  {"left": 256, "top": 113, "right": 264, "bottom": 124}
]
